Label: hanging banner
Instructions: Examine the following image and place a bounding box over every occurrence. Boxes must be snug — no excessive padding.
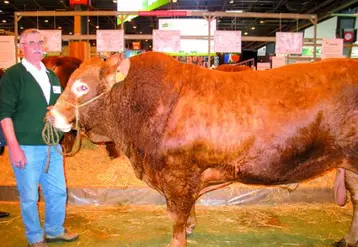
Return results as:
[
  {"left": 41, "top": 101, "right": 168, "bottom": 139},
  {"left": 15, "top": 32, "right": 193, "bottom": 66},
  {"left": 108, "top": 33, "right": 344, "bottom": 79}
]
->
[
  {"left": 153, "top": 30, "right": 180, "bottom": 53},
  {"left": 0, "top": 36, "right": 16, "bottom": 68},
  {"left": 70, "top": 0, "right": 88, "bottom": 5},
  {"left": 41, "top": 30, "right": 62, "bottom": 52},
  {"left": 275, "top": 32, "right": 303, "bottom": 55},
  {"left": 214, "top": 30, "right": 242, "bottom": 53},
  {"left": 97, "top": 30, "right": 124, "bottom": 52},
  {"left": 321, "top": 38, "right": 344, "bottom": 59}
]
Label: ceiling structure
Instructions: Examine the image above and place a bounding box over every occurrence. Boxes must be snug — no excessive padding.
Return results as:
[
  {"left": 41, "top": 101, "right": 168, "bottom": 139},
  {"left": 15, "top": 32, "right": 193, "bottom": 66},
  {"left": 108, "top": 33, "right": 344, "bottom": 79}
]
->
[{"left": 0, "top": 0, "right": 357, "bottom": 50}]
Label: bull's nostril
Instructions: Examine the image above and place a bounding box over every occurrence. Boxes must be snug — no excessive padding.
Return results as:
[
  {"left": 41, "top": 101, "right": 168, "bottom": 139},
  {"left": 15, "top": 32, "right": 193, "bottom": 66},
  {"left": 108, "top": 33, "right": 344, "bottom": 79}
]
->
[{"left": 46, "top": 115, "right": 55, "bottom": 124}]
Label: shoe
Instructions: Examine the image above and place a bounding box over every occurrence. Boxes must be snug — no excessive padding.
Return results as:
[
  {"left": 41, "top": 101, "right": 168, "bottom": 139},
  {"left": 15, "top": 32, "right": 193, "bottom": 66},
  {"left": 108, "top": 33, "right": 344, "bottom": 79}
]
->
[
  {"left": 28, "top": 241, "right": 47, "bottom": 247},
  {"left": 45, "top": 229, "right": 79, "bottom": 243},
  {"left": 0, "top": 211, "right": 9, "bottom": 218}
]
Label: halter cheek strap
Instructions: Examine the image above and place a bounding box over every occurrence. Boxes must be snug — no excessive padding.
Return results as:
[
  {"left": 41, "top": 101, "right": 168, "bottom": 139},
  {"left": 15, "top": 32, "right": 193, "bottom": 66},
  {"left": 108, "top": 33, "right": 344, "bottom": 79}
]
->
[{"left": 42, "top": 92, "right": 106, "bottom": 166}]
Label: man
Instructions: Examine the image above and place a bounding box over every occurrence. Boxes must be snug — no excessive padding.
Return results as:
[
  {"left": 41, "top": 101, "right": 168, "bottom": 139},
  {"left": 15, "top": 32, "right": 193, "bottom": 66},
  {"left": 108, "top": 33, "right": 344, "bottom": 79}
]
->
[
  {"left": 0, "top": 29, "right": 78, "bottom": 247},
  {"left": 0, "top": 126, "right": 10, "bottom": 218}
]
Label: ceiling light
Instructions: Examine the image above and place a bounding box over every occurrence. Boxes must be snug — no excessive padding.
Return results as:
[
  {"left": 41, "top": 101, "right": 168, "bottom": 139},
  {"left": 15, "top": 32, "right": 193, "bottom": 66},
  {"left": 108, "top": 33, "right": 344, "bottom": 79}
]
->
[
  {"left": 229, "top": 0, "right": 234, "bottom": 4},
  {"left": 244, "top": 32, "right": 248, "bottom": 35},
  {"left": 225, "top": 10, "right": 243, "bottom": 13},
  {"left": 44, "top": 19, "right": 49, "bottom": 23},
  {"left": 4, "top": 1, "right": 9, "bottom": 4},
  {"left": 2, "top": 20, "right": 6, "bottom": 23},
  {"left": 260, "top": 20, "right": 264, "bottom": 24},
  {"left": 113, "top": 0, "right": 117, "bottom": 3},
  {"left": 251, "top": 26, "right": 256, "bottom": 30}
]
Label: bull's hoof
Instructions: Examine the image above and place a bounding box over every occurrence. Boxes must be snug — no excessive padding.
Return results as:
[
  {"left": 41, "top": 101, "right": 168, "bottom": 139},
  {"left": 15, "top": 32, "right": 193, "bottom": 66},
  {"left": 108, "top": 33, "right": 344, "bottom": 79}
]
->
[
  {"left": 334, "top": 239, "right": 356, "bottom": 247},
  {"left": 185, "top": 229, "right": 193, "bottom": 237}
]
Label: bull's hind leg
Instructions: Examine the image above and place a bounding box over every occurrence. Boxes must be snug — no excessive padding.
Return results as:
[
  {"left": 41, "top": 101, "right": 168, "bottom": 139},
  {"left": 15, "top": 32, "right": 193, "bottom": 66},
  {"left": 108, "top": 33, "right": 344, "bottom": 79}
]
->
[
  {"left": 334, "top": 168, "right": 347, "bottom": 207},
  {"left": 336, "top": 169, "right": 358, "bottom": 247}
]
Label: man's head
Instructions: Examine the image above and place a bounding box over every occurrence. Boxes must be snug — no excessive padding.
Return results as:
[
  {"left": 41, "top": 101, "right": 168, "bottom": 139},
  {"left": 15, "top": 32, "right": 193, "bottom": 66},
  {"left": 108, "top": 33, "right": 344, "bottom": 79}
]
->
[{"left": 19, "top": 28, "right": 45, "bottom": 63}]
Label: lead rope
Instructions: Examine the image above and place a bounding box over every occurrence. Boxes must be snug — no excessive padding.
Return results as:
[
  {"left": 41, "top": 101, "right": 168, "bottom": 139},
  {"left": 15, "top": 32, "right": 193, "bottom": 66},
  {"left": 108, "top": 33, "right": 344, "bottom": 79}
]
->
[{"left": 42, "top": 93, "right": 105, "bottom": 173}]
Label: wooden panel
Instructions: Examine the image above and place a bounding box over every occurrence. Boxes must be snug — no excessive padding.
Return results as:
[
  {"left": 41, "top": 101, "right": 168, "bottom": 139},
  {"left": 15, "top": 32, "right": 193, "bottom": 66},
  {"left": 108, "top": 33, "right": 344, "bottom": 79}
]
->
[{"left": 68, "top": 41, "right": 91, "bottom": 61}]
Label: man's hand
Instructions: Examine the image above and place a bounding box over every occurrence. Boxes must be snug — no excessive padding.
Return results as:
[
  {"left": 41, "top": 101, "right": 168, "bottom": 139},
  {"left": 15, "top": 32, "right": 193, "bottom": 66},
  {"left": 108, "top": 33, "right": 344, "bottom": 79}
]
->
[{"left": 8, "top": 144, "right": 27, "bottom": 169}]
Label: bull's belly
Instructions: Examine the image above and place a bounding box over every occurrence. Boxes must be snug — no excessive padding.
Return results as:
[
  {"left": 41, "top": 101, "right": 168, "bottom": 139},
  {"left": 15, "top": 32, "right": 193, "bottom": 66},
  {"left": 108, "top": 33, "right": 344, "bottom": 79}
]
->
[{"left": 236, "top": 155, "right": 343, "bottom": 185}]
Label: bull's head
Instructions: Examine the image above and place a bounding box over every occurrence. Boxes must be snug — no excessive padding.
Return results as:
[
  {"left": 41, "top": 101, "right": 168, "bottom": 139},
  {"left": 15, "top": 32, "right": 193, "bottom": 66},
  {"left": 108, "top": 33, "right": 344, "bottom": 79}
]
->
[{"left": 47, "top": 54, "right": 130, "bottom": 133}]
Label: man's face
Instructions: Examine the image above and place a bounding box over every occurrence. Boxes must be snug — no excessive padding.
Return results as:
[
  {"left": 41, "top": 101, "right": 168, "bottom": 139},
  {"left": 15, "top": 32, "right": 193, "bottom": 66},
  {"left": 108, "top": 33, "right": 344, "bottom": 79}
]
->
[{"left": 19, "top": 32, "right": 44, "bottom": 62}]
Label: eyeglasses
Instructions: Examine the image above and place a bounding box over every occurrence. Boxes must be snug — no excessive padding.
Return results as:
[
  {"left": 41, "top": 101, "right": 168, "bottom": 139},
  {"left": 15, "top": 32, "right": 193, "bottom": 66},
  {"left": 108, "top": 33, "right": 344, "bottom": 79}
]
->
[{"left": 21, "top": 40, "right": 45, "bottom": 47}]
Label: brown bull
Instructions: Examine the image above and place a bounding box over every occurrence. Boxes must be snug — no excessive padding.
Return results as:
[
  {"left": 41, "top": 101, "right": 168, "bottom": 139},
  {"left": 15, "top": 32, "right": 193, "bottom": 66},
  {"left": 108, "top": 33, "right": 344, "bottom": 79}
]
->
[
  {"left": 48, "top": 52, "right": 358, "bottom": 247},
  {"left": 42, "top": 56, "right": 119, "bottom": 158},
  {"left": 215, "top": 63, "right": 252, "bottom": 72}
]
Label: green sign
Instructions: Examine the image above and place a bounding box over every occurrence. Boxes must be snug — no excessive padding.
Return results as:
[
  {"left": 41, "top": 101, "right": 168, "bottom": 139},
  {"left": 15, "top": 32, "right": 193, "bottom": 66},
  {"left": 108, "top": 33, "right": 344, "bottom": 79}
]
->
[{"left": 117, "top": 0, "right": 169, "bottom": 25}]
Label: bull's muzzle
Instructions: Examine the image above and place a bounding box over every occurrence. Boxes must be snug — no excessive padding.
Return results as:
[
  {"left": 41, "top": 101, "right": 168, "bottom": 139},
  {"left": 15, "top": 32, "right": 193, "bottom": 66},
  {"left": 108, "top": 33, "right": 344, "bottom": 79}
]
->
[{"left": 46, "top": 108, "right": 73, "bottom": 132}]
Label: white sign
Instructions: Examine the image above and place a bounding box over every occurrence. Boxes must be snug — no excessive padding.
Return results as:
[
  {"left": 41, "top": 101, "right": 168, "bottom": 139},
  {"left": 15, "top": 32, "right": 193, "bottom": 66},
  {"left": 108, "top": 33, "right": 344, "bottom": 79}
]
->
[
  {"left": 214, "top": 31, "right": 241, "bottom": 53},
  {"left": 41, "top": 30, "right": 62, "bottom": 52},
  {"left": 275, "top": 32, "right": 303, "bottom": 54},
  {"left": 321, "top": 38, "right": 344, "bottom": 59},
  {"left": 158, "top": 19, "right": 215, "bottom": 54},
  {"left": 180, "top": 39, "right": 214, "bottom": 54},
  {"left": 0, "top": 36, "right": 16, "bottom": 68},
  {"left": 271, "top": 56, "right": 286, "bottom": 68},
  {"left": 257, "top": 62, "right": 271, "bottom": 70},
  {"left": 97, "top": 30, "right": 124, "bottom": 52},
  {"left": 159, "top": 19, "right": 216, "bottom": 36},
  {"left": 153, "top": 30, "right": 180, "bottom": 53}
]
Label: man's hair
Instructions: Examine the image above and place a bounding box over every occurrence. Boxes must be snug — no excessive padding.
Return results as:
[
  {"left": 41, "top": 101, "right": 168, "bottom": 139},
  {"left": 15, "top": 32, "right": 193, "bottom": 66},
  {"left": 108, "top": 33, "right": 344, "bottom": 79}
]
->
[{"left": 19, "top": 28, "right": 43, "bottom": 44}]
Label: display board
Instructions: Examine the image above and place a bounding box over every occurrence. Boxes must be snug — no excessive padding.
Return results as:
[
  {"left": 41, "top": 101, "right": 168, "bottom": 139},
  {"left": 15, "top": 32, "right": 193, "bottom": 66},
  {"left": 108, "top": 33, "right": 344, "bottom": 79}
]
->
[
  {"left": 275, "top": 32, "right": 303, "bottom": 55},
  {"left": 214, "top": 30, "right": 241, "bottom": 53},
  {"left": 41, "top": 30, "right": 62, "bottom": 52},
  {"left": 0, "top": 36, "right": 16, "bottom": 68},
  {"left": 321, "top": 38, "right": 344, "bottom": 59},
  {"left": 96, "top": 30, "right": 124, "bottom": 52},
  {"left": 153, "top": 30, "right": 180, "bottom": 53},
  {"left": 257, "top": 62, "right": 271, "bottom": 70},
  {"left": 271, "top": 56, "right": 286, "bottom": 68}
]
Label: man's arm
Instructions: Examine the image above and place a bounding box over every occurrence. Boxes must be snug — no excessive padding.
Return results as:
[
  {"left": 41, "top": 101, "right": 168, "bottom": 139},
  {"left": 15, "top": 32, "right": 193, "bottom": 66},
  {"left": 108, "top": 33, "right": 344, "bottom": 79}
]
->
[{"left": 0, "top": 118, "right": 27, "bottom": 168}]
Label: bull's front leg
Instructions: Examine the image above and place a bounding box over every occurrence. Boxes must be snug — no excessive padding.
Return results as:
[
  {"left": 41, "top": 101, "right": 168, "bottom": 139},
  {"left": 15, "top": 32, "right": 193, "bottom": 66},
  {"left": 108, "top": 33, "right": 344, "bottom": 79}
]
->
[
  {"left": 165, "top": 185, "right": 197, "bottom": 246},
  {"left": 186, "top": 204, "right": 196, "bottom": 236},
  {"left": 167, "top": 209, "right": 189, "bottom": 247},
  {"left": 336, "top": 169, "right": 358, "bottom": 247}
]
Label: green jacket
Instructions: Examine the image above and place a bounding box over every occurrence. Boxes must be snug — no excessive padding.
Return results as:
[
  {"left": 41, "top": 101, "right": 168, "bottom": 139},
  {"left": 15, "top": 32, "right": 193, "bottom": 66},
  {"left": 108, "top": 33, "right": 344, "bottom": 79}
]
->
[{"left": 0, "top": 63, "right": 63, "bottom": 145}]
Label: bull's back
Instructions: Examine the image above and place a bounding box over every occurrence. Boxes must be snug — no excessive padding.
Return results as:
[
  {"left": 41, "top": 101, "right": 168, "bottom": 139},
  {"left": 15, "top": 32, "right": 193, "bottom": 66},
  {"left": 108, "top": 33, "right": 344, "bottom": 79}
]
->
[{"left": 153, "top": 56, "right": 358, "bottom": 184}]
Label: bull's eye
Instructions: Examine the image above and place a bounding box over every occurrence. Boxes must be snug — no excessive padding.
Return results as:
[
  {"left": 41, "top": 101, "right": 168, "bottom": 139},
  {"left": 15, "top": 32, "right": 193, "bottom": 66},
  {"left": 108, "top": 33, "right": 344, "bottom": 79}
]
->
[
  {"left": 71, "top": 80, "right": 89, "bottom": 97},
  {"left": 76, "top": 84, "right": 88, "bottom": 93}
]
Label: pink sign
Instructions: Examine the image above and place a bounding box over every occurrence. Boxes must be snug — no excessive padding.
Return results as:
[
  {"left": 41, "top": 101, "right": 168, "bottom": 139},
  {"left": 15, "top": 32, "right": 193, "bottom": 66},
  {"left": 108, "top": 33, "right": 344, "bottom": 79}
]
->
[
  {"left": 153, "top": 30, "right": 181, "bottom": 53},
  {"left": 275, "top": 32, "right": 303, "bottom": 54}
]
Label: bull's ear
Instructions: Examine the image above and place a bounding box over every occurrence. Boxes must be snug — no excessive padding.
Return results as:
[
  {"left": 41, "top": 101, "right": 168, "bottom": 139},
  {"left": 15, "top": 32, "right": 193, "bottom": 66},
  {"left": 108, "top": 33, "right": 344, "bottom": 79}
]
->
[
  {"left": 115, "top": 58, "right": 130, "bottom": 83},
  {"left": 101, "top": 54, "right": 130, "bottom": 89}
]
